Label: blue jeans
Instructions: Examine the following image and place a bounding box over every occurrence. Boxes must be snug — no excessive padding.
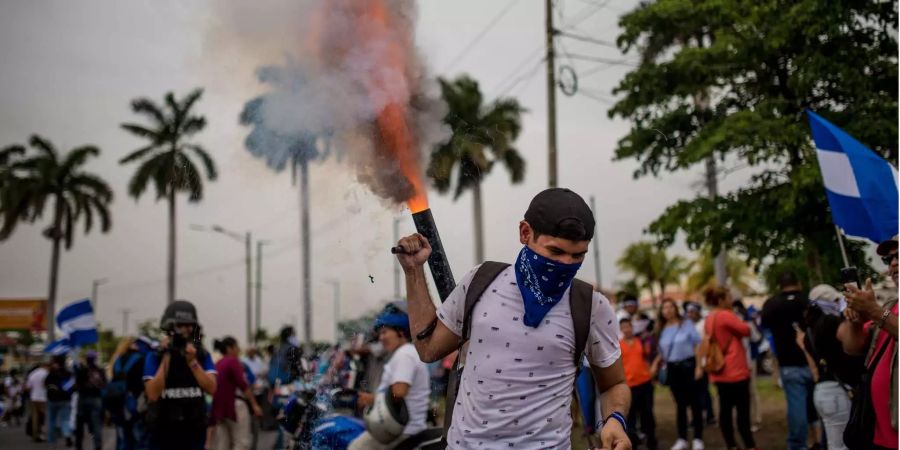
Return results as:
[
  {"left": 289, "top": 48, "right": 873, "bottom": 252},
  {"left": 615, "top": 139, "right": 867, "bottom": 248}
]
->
[
  {"left": 47, "top": 400, "right": 73, "bottom": 443},
  {"left": 781, "top": 366, "right": 814, "bottom": 450},
  {"left": 75, "top": 396, "right": 104, "bottom": 450}
]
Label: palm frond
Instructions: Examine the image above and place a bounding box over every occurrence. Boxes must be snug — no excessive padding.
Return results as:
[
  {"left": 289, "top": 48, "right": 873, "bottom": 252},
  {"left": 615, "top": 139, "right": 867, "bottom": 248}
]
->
[
  {"left": 119, "top": 144, "right": 159, "bottom": 165},
  {"left": 121, "top": 123, "right": 162, "bottom": 142},
  {"left": 180, "top": 89, "right": 204, "bottom": 117},
  {"left": 60, "top": 146, "right": 100, "bottom": 176},
  {"left": 90, "top": 196, "right": 111, "bottom": 232},
  {"left": 185, "top": 144, "right": 217, "bottom": 181},
  {"left": 70, "top": 173, "right": 113, "bottom": 202},
  {"left": 502, "top": 148, "right": 526, "bottom": 183},
  {"left": 0, "top": 145, "right": 25, "bottom": 166},
  {"left": 130, "top": 98, "right": 167, "bottom": 126},
  {"left": 28, "top": 135, "right": 58, "bottom": 160},
  {"left": 127, "top": 151, "right": 170, "bottom": 200},
  {"left": 175, "top": 153, "right": 203, "bottom": 202},
  {"left": 180, "top": 116, "right": 207, "bottom": 135}
]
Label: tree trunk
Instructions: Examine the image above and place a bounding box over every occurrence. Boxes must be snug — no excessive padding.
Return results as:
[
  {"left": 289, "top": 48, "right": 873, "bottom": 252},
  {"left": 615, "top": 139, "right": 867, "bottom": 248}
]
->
[
  {"left": 472, "top": 182, "right": 485, "bottom": 264},
  {"left": 46, "top": 197, "right": 63, "bottom": 342},
  {"left": 299, "top": 159, "right": 312, "bottom": 344},
  {"left": 646, "top": 280, "right": 657, "bottom": 310},
  {"left": 167, "top": 184, "right": 176, "bottom": 304}
]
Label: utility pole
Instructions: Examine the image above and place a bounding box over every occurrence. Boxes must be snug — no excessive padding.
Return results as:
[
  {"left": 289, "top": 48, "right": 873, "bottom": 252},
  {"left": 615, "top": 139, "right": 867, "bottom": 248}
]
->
[
  {"left": 300, "top": 160, "right": 312, "bottom": 343},
  {"left": 245, "top": 232, "right": 253, "bottom": 346},
  {"left": 255, "top": 240, "right": 268, "bottom": 342},
  {"left": 393, "top": 217, "right": 401, "bottom": 299},
  {"left": 589, "top": 196, "right": 602, "bottom": 289},
  {"left": 90, "top": 278, "right": 108, "bottom": 357},
  {"left": 327, "top": 280, "right": 341, "bottom": 343},
  {"left": 120, "top": 309, "right": 131, "bottom": 336},
  {"left": 545, "top": 0, "right": 559, "bottom": 188}
]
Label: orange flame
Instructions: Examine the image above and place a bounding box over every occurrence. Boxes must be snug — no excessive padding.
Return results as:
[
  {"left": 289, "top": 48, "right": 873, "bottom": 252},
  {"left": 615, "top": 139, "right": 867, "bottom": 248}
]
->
[{"left": 314, "top": 0, "right": 429, "bottom": 213}]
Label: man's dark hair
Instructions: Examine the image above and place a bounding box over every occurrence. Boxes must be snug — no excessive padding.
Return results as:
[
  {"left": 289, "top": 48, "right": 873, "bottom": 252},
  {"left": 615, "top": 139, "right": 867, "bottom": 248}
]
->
[
  {"left": 618, "top": 317, "right": 632, "bottom": 326},
  {"left": 778, "top": 271, "right": 801, "bottom": 289}
]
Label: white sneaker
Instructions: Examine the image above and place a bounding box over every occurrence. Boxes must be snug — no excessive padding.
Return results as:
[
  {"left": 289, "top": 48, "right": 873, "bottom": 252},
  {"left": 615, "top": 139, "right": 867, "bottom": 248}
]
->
[
  {"left": 692, "top": 439, "right": 704, "bottom": 450},
  {"left": 671, "top": 439, "right": 689, "bottom": 450}
]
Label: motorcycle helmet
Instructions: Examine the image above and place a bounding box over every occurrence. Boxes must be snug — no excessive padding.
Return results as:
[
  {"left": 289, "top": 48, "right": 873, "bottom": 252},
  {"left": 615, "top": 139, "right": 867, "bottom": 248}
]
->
[{"left": 364, "top": 391, "right": 409, "bottom": 444}]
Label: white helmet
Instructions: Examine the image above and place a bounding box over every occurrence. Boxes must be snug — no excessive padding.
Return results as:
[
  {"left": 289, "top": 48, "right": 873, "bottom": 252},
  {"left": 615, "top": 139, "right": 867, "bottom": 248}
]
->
[{"left": 363, "top": 391, "right": 409, "bottom": 443}]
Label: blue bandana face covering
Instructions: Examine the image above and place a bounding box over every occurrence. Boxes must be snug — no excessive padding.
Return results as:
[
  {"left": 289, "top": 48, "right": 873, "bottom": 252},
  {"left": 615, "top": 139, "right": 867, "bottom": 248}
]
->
[{"left": 514, "top": 246, "right": 582, "bottom": 328}]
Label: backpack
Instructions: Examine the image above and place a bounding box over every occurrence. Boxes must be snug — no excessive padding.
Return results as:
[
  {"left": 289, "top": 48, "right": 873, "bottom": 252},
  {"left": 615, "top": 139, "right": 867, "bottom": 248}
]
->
[
  {"left": 441, "top": 261, "right": 594, "bottom": 442},
  {"left": 699, "top": 311, "right": 732, "bottom": 375},
  {"left": 104, "top": 353, "right": 142, "bottom": 416}
]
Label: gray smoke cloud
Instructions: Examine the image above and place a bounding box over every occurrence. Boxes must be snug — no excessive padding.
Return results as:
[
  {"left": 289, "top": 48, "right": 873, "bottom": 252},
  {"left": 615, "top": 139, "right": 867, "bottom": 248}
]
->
[{"left": 214, "top": 0, "right": 449, "bottom": 206}]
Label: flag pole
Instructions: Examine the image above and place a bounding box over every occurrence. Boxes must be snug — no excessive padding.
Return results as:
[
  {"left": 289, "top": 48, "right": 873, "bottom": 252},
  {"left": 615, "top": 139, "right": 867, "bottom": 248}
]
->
[{"left": 835, "top": 224, "right": 850, "bottom": 268}]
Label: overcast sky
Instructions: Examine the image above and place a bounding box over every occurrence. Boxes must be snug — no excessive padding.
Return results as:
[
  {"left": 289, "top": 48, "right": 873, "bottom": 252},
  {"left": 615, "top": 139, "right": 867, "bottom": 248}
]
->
[{"left": 0, "top": 0, "right": 763, "bottom": 344}]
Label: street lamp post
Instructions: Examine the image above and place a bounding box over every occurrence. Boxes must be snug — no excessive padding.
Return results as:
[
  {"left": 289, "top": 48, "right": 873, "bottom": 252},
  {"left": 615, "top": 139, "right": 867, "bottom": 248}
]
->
[
  {"left": 326, "top": 280, "right": 341, "bottom": 343},
  {"left": 255, "top": 240, "right": 269, "bottom": 342},
  {"left": 91, "top": 278, "right": 108, "bottom": 359},
  {"left": 193, "top": 225, "right": 256, "bottom": 345}
]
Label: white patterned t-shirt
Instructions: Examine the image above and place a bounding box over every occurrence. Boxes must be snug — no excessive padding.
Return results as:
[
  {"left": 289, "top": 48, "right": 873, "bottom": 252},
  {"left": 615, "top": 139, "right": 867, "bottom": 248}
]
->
[{"left": 437, "top": 265, "right": 621, "bottom": 449}]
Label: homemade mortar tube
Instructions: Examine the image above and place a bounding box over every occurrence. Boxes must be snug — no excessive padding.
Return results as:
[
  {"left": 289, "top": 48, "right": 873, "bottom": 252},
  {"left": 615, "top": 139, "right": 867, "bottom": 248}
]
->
[{"left": 393, "top": 208, "right": 456, "bottom": 302}]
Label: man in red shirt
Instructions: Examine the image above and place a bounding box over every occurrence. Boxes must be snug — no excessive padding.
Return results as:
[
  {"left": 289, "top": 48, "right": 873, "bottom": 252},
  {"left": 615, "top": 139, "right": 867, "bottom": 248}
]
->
[
  {"left": 620, "top": 318, "right": 657, "bottom": 450},
  {"left": 839, "top": 237, "right": 898, "bottom": 449}
]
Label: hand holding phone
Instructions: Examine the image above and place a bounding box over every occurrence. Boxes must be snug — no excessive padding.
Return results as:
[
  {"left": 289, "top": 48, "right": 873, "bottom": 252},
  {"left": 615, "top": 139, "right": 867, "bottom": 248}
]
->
[{"left": 840, "top": 266, "right": 860, "bottom": 289}]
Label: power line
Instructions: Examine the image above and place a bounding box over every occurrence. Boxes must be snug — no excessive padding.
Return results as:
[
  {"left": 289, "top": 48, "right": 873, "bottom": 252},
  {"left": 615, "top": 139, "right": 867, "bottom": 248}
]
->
[
  {"left": 556, "top": 30, "right": 618, "bottom": 48},
  {"left": 564, "top": 53, "right": 638, "bottom": 67},
  {"left": 562, "top": 0, "right": 613, "bottom": 30},
  {"left": 491, "top": 45, "right": 545, "bottom": 94},
  {"left": 442, "top": 0, "right": 520, "bottom": 72},
  {"left": 497, "top": 57, "right": 546, "bottom": 97}
]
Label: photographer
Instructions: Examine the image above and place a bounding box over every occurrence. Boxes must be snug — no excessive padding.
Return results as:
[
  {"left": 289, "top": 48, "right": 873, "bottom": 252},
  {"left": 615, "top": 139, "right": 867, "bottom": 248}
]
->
[{"left": 143, "top": 300, "right": 217, "bottom": 450}]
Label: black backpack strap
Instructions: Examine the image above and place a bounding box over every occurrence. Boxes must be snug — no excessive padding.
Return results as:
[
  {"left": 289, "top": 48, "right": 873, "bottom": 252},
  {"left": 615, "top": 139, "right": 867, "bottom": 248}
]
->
[
  {"left": 442, "top": 261, "right": 510, "bottom": 443},
  {"left": 569, "top": 278, "right": 594, "bottom": 372},
  {"left": 461, "top": 262, "right": 511, "bottom": 341}
]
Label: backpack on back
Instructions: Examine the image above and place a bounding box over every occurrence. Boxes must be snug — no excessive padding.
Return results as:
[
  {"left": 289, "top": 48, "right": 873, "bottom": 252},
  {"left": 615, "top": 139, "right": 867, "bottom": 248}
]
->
[
  {"left": 104, "top": 352, "right": 142, "bottom": 417},
  {"left": 699, "top": 311, "right": 730, "bottom": 375},
  {"left": 441, "top": 261, "right": 594, "bottom": 441}
]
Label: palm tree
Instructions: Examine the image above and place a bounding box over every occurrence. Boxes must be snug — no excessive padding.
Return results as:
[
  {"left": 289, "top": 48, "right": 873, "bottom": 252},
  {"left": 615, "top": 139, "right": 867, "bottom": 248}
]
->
[
  {"left": 685, "top": 246, "right": 757, "bottom": 294},
  {"left": 119, "top": 88, "right": 217, "bottom": 305},
  {"left": 0, "top": 136, "right": 113, "bottom": 340},
  {"left": 428, "top": 75, "right": 526, "bottom": 263},
  {"left": 616, "top": 241, "right": 690, "bottom": 307},
  {"left": 239, "top": 64, "right": 330, "bottom": 343}
]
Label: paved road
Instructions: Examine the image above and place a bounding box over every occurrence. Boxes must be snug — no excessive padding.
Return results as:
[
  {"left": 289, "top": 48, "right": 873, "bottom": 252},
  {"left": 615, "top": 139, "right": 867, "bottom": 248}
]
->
[{"left": 0, "top": 421, "right": 280, "bottom": 450}]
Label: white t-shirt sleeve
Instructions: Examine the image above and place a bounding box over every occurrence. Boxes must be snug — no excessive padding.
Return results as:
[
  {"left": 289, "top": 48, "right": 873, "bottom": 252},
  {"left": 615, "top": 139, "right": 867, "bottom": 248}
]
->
[
  {"left": 388, "top": 346, "right": 419, "bottom": 386},
  {"left": 436, "top": 265, "right": 482, "bottom": 338},
  {"left": 586, "top": 291, "right": 622, "bottom": 368}
]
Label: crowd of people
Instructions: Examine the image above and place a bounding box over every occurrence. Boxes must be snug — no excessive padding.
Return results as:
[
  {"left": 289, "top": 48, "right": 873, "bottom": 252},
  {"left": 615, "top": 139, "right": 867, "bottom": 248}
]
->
[
  {"left": 0, "top": 187, "right": 896, "bottom": 450},
  {"left": 610, "top": 236, "right": 898, "bottom": 450}
]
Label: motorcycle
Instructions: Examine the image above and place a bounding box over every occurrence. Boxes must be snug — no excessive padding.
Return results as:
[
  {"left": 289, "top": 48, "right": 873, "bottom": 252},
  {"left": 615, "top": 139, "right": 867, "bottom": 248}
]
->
[{"left": 277, "top": 387, "right": 443, "bottom": 450}]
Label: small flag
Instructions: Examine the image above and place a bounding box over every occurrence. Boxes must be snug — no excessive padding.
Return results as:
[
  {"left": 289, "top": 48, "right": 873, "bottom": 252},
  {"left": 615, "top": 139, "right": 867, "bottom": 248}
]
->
[
  {"left": 807, "top": 110, "right": 899, "bottom": 243},
  {"left": 56, "top": 299, "right": 98, "bottom": 347},
  {"left": 44, "top": 338, "right": 72, "bottom": 355}
]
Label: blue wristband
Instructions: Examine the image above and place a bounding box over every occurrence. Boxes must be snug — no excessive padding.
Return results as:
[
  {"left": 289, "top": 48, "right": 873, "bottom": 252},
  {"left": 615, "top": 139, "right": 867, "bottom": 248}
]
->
[{"left": 603, "top": 411, "right": 627, "bottom": 433}]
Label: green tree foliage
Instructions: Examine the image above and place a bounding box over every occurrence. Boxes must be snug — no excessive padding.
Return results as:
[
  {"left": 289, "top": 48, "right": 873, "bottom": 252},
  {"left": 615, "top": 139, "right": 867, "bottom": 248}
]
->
[
  {"left": 120, "top": 88, "right": 217, "bottom": 304},
  {"left": 0, "top": 136, "right": 113, "bottom": 340},
  {"left": 610, "top": 1, "right": 897, "bottom": 286},
  {"left": 617, "top": 241, "right": 690, "bottom": 306},
  {"left": 427, "top": 75, "right": 526, "bottom": 262}
]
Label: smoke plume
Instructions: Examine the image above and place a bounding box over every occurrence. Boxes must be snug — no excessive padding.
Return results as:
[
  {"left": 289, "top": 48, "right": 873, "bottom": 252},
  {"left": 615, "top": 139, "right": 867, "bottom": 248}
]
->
[{"left": 215, "top": 0, "right": 448, "bottom": 209}]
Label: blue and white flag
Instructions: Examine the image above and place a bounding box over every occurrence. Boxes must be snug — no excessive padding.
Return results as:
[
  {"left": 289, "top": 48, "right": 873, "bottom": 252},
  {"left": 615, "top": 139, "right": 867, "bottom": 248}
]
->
[
  {"left": 44, "top": 337, "right": 72, "bottom": 355},
  {"left": 56, "top": 299, "right": 98, "bottom": 347},
  {"left": 807, "top": 110, "right": 899, "bottom": 243}
]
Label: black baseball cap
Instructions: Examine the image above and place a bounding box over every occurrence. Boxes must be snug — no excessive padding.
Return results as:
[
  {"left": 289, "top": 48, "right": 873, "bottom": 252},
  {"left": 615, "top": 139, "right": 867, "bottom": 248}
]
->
[{"left": 524, "top": 188, "right": 595, "bottom": 241}]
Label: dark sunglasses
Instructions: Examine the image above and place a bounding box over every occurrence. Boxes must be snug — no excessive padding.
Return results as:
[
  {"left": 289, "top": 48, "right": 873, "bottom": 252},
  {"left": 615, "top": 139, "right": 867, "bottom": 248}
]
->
[{"left": 881, "top": 252, "right": 898, "bottom": 265}]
